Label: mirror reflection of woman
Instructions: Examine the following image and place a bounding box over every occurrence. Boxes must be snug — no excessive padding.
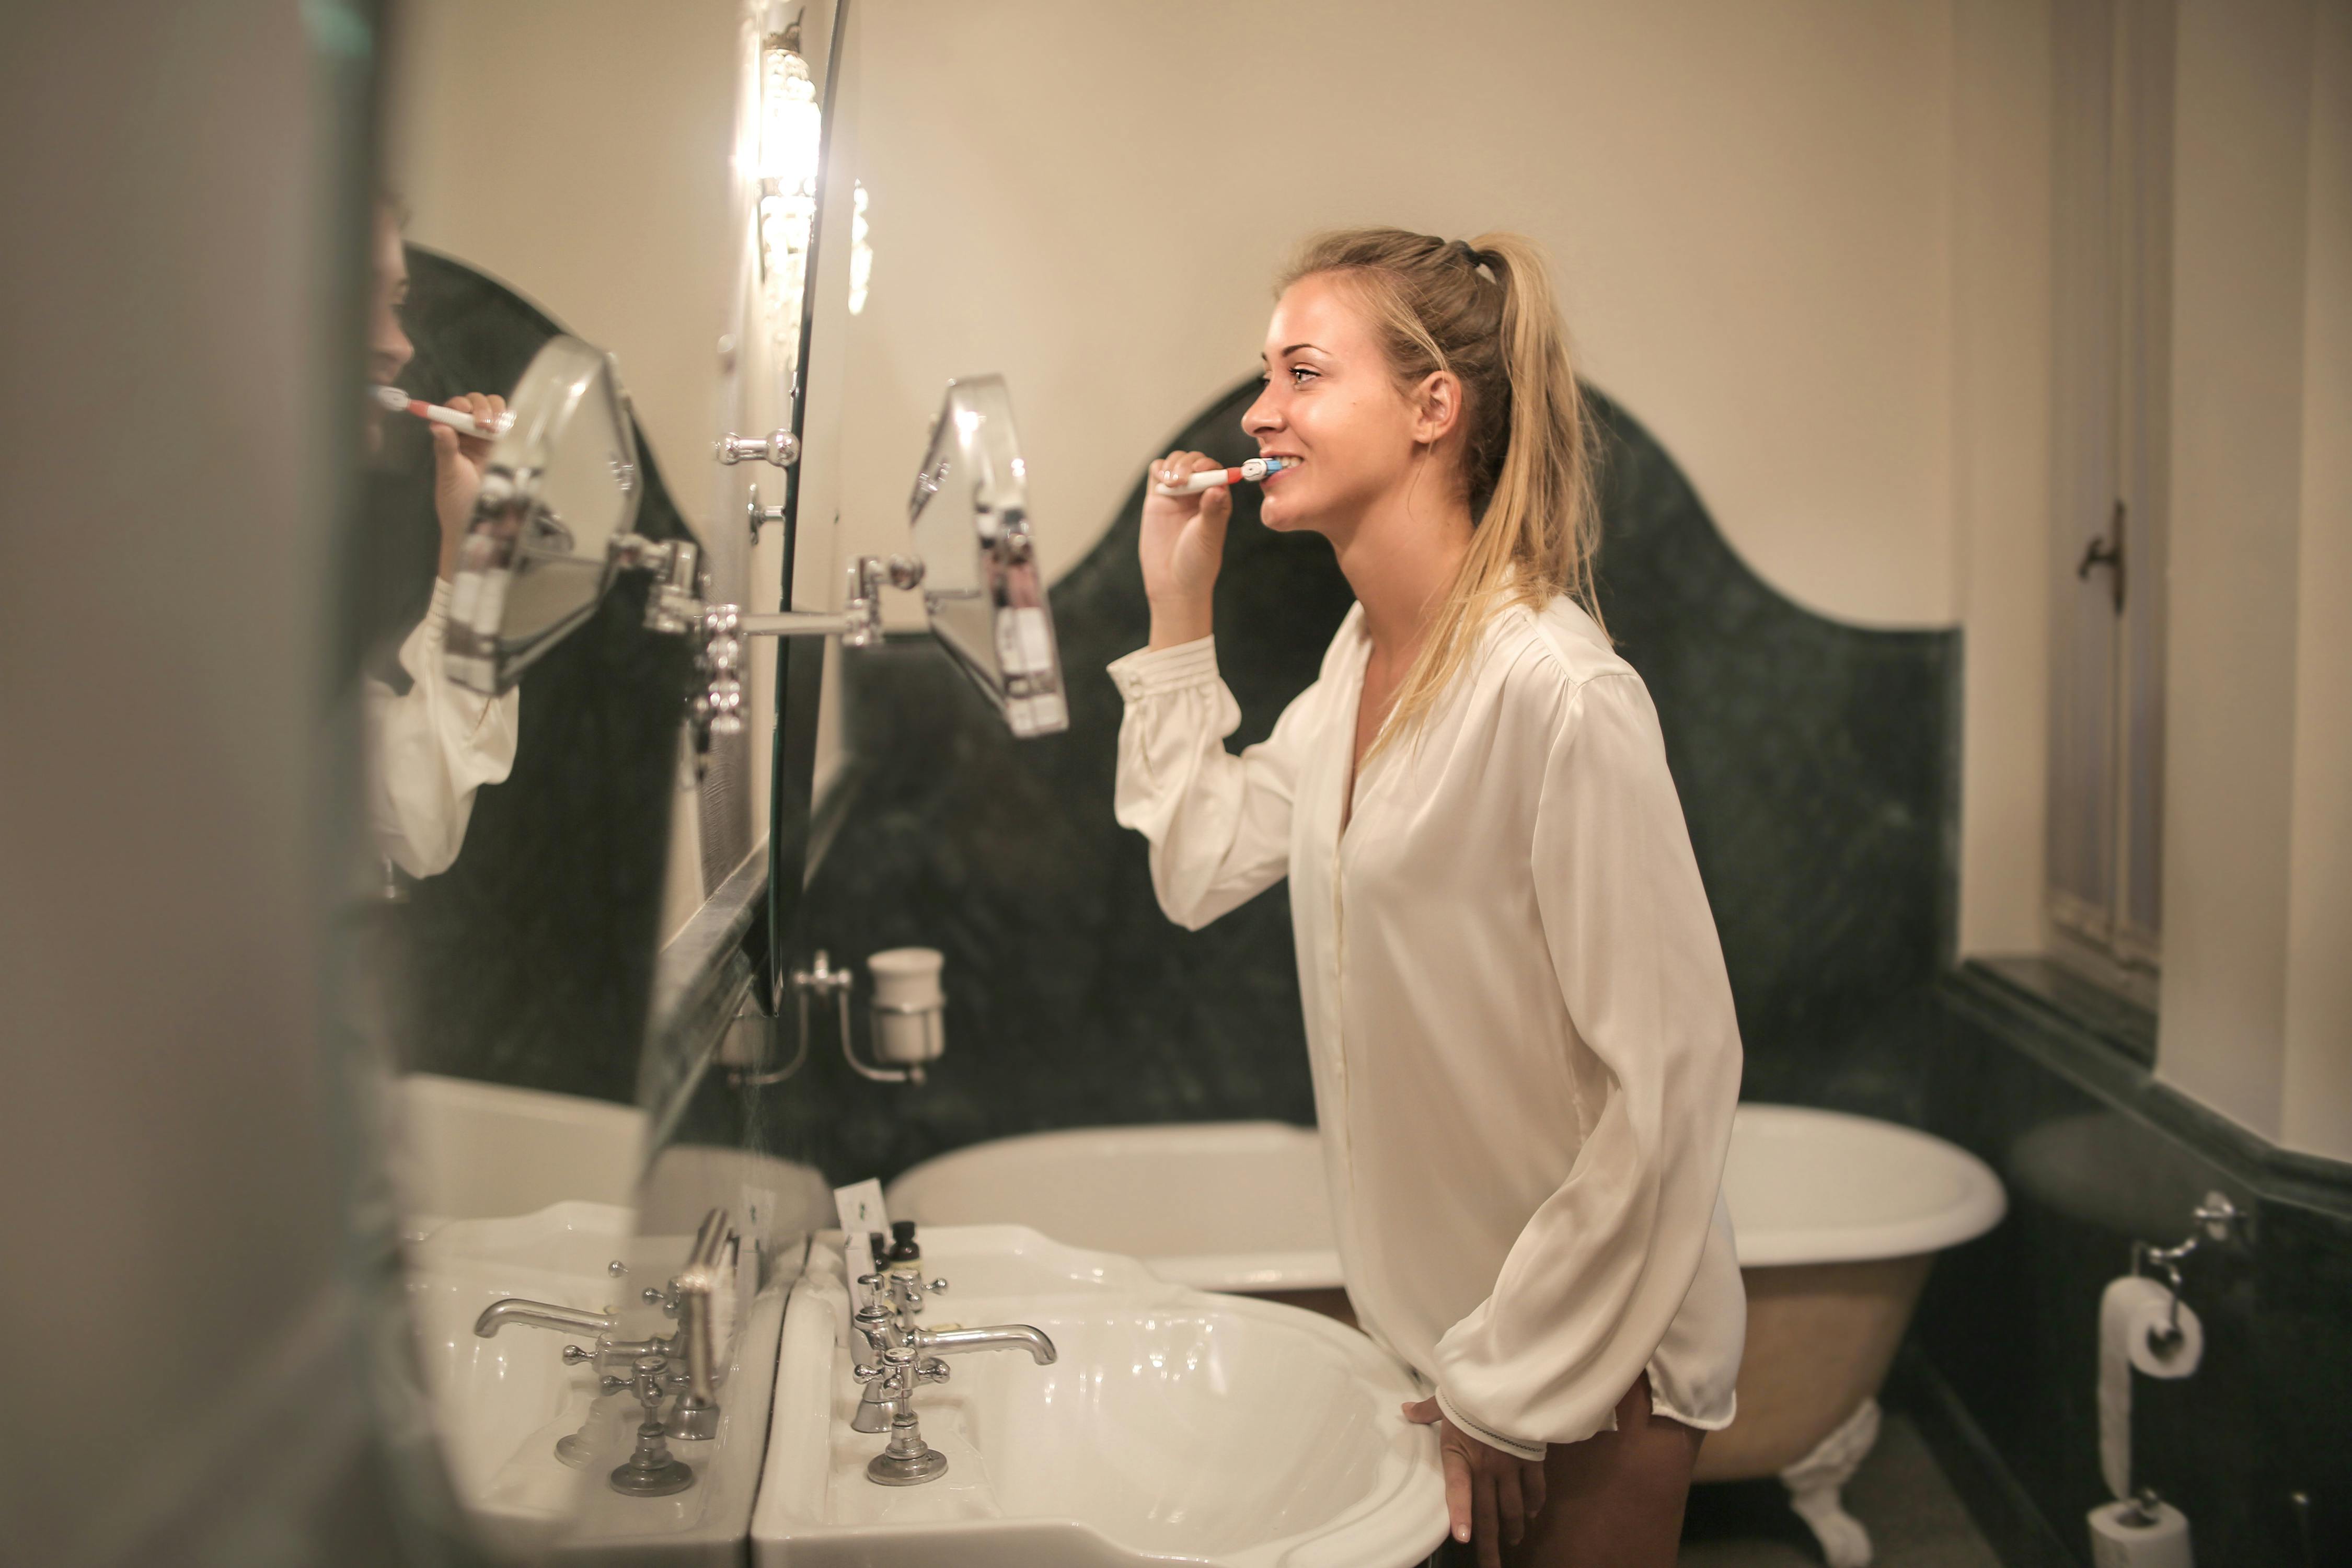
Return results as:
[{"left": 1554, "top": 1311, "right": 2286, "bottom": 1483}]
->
[
  {"left": 361, "top": 199, "right": 518, "bottom": 880},
  {"left": 1111, "top": 230, "right": 1744, "bottom": 1567}
]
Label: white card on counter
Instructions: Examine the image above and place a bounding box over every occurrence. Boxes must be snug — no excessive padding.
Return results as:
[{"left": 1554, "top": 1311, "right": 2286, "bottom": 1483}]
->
[{"left": 834, "top": 1178, "right": 889, "bottom": 1238}]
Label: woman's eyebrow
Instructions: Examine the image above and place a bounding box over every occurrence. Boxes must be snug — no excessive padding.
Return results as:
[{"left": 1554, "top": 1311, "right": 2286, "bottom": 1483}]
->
[{"left": 1260, "top": 342, "right": 1325, "bottom": 363}]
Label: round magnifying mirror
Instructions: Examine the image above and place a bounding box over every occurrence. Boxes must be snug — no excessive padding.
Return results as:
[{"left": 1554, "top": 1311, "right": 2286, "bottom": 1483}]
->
[
  {"left": 444, "top": 334, "right": 642, "bottom": 695},
  {"left": 904, "top": 374, "right": 1068, "bottom": 738}
]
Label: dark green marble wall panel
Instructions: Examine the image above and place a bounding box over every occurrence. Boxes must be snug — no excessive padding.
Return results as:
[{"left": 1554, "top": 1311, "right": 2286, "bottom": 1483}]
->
[
  {"left": 781, "top": 376, "right": 1957, "bottom": 1182},
  {"left": 1920, "top": 966, "right": 2352, "bottom": 1565}
]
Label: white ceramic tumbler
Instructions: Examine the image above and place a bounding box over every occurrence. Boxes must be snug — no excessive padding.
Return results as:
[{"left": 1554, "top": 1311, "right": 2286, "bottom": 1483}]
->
[{"left": 868, "top": 948, "right": 946, "bottom": 1064}]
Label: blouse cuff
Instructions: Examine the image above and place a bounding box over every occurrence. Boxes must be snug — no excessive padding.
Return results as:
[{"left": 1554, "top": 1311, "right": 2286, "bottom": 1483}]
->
[
  {"left": 1436, "top": 1389, "right": 1548, "bottom": 1462},
  {"left": 1105, "top": 637, "right": 1219, "bottom": 700}
]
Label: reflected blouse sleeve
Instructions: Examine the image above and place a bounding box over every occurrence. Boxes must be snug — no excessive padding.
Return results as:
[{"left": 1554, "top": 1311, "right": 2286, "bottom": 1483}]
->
[
  {"left": 1430, "top": 672, "right": 1743, "bottom": 1454},
  {"left": 365, "top": 578, "right": 522, "bottom": 880},
  {"left": 1106, "top": 637, "right": 1311, "bottom": 930}
]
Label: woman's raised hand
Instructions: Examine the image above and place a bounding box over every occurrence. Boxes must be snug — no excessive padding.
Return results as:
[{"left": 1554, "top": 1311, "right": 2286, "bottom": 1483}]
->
[
  {"left": 1139, "top": 449, "right": 1228, "bottom": 649},
  {"left": 1402, "top": 1396, "right": 1547, "bottom": 1568},
  {"left": 432, "top": 391, "right": 508, "bottom": 582}
]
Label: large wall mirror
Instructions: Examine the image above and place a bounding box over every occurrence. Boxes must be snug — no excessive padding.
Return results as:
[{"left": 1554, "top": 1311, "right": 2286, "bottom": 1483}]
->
[{"left": 344, "top": 1, "right": 856, "bottom": 1557}]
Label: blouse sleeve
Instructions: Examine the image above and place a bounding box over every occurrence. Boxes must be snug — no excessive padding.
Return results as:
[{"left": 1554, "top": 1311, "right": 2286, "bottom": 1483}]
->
[
  {"left": 365, "top": 578, "right": 522, "bottom": 880},
  {"left": 1429, "top": 671, "right": 1743, "bottom": 1454},
  {"left": 1107, "top": 636, "right": 1314, "bottom": 930}
]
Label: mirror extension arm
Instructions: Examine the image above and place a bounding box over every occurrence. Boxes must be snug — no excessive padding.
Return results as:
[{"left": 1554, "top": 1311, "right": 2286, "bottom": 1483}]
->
[{"left": 610, "top": 533, "right": 923, "bottom": 762}]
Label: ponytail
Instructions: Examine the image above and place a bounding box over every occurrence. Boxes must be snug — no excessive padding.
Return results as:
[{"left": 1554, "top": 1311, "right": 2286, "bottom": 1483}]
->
[{"left": 1278, "top": 228, "right": 1601, "bottom": 758}]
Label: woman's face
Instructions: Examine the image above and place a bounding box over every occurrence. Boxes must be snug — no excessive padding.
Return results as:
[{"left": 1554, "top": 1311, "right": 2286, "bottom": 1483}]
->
[
  {"left": 1242, "top": 272, "right": 1436, "bottom": 536},
  {"left": 363, "top": 210, "right": 416, "bottom": 455}
]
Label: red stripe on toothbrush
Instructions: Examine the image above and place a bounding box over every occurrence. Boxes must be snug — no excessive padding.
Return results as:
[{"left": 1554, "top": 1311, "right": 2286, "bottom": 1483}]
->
[{"left": 1223, "top": 468, "right": 1245, "bottom": 482}]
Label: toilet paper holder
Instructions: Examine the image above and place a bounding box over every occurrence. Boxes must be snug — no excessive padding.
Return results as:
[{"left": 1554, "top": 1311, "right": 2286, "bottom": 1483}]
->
[{"left": 2130, "top": 1190, "right": 2242, "bottom": 1352}]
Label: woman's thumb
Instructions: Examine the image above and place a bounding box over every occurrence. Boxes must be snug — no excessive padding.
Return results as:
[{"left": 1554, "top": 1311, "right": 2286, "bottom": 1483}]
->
[{"left": 1401, "top": 1397, "right": 1440, "bottom": 1424}]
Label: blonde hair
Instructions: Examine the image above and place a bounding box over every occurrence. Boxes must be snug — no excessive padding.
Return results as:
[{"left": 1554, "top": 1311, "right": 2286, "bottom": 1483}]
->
[{"left": 1279, "top": 228, "right": 1602, "bottom": 757}]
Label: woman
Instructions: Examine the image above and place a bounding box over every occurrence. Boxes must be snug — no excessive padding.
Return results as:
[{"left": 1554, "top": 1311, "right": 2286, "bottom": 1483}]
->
[
  {"left": 362, "top": 195, "right": 517, "bottom": 880},
  {"left": 1108, "top": 229, "right": 1745, "bottom": 1567}
]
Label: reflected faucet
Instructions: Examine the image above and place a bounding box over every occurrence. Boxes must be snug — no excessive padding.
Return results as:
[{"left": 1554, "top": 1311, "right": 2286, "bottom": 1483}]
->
[
  {"left": 473, "top": 1299, "right": 618, "bottom": 1340},
  {"left": 468, "top": 1208, "right": 737, "bottom": 1482}
]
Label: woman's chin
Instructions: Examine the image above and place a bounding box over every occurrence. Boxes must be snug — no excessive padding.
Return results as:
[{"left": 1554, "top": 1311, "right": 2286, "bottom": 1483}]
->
[{"left": 1259, "top": 497, "right": 1312, "bottom": 534}]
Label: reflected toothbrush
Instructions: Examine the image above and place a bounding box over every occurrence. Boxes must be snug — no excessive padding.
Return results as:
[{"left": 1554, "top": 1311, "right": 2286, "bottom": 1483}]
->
[
  {"left": 1151, "top": 457, "right": 1294, "bottom": 497},
  {"left": 372, "top": 384, "right": 514, "bottom": 438}
]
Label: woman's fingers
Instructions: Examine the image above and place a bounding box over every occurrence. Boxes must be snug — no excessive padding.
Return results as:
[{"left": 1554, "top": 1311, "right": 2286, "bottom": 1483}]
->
[
  {"left": 1439, "top": 1445, "right": 1473, "bottom": 1546},
  {"left": 1495, "top": 1463, "right": 1526, "bottom": 1547},
  {"left": 1472, "top": 1469, "right": 1502, "bottom": 1568},
  {"left": 1520, "top": 1455, "right": 1547, "bottom": 1520}
]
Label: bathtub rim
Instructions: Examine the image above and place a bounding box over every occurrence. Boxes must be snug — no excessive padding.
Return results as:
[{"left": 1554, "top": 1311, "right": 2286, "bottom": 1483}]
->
[
  {"left": 1726, "top": 1104, "right": 2008, "bottom": 1266},
  {"left": 887, "top": 1121, "right": 1347, "bottom": 1291},
  {"left": 887, "top": 1105, "right": 2009, "bottom": 1283}
]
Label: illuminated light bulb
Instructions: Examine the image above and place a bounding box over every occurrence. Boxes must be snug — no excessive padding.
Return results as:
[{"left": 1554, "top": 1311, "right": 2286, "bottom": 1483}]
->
[
  {"left": 848, "top": 181, "right": 873, "bottom": 316},
  {"left": 754, "top": 28, "right": 822, "bottom": 341}
]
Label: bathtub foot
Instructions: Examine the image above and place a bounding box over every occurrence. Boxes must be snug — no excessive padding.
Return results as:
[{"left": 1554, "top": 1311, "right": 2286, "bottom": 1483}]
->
[{"left": 1778, "top": 1396, "right": 1880, "bottom": 1568}]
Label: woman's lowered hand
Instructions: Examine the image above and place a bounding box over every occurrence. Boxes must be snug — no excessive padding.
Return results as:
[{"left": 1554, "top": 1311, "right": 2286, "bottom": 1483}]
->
[{"left": 1403, "top": 1396, "right": 1546, "bottom": 1568}]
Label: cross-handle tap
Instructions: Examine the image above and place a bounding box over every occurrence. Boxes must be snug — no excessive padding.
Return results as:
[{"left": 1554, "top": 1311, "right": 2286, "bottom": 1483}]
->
[{"left": 849, "top": 1320, "right": 1058, "bottom": 1487}]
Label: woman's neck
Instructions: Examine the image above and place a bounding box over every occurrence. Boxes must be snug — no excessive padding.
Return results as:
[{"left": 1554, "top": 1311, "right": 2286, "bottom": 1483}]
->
[{"left": 1330, "top": 469, "right": 1474, "bottom": 665}]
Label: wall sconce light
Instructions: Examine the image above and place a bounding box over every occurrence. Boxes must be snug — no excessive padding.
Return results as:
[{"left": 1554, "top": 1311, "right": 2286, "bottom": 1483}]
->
[{"left": 755, "top": 9, "right": 821, "bottom": 342}]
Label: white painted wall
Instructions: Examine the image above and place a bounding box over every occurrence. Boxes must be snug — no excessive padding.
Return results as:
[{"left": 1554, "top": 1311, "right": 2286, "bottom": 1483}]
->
[
  {"left": 1951, "top": 0, "right": 2057, "bottom": 958},
  {"left": 2282, "top": 0, "right": 2352, "bottom": 1160},
  {"left": 837, "top": 0, "right": 1962, "bottom": 627},
  {"left": 2157, "top": 0, "right": 2352, "bottom": 1161}
]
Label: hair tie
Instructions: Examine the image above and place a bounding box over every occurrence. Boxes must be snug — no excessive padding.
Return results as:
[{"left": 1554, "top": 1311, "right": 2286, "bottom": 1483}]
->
[{"left": 1450, "top": 239, "right": 1502, "bottom": 278}]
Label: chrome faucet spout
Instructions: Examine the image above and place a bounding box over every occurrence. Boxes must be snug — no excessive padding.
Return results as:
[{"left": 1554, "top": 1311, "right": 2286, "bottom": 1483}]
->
[
  {"left": 473, "top": 1298, "right": 620, "bottom": 1340},
  {"left": 916, "top": 1323, "right": 1057, "bottom": 1365}
]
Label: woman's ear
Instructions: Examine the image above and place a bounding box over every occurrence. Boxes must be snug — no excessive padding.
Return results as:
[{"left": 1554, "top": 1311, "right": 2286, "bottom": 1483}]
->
[{"left": 1409, "top": 371, "right": 1463, "bottom": 447}]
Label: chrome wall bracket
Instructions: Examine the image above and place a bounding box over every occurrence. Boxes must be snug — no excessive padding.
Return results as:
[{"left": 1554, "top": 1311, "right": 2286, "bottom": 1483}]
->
[
  {"left": 608, "top": 533, "right": 924, "bottom": 766},
  {"left": 2131, "top": 1190, "right": 2242, "bottom": 1352},
  {"left": 727, "top": 949, "right": 940, "bottom": 1088},
  {"left": 714, "top": 429, "right": 800, "bottom": 468}
]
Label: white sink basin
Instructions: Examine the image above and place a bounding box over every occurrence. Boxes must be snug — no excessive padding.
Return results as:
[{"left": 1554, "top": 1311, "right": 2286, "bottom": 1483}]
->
[
  {"left": 750, "top": 1225, "right": 1445, "bottom": 1568},
  {"left": 408, "top": 1200, "right": 785, "bottom": 1565}
]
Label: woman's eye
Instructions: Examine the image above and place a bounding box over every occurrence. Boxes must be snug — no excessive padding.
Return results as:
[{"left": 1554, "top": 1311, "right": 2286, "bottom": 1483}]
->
[{"left": 1290, "top": 366, "right": 1319, "bottom": 386}]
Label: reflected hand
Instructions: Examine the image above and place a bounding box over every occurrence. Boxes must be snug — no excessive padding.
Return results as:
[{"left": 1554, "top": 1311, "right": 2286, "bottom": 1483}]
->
[
  {"left": 1138, "top": 448, "right": 1228, "bottom": 648},
  {"left": 432, "top": 391, "right": 508, "bottom": 581},
  {"left": 1402, "top": 1396, "right": 1546, "bottom": 1568}
]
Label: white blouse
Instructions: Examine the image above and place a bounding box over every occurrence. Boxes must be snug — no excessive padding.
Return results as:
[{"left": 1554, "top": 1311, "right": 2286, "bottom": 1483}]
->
[
  {"left": 365, "top": 577, "right": 521, "bottom": 880},
  {"left": 1108, "top": 596, "right": 1745, "bottom": 1456}
]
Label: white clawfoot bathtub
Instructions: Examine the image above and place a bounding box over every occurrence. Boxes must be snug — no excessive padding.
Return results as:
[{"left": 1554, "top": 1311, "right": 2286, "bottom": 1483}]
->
[{"left": 890, "top": 1104, "right": 2004, "bottom": 1568}]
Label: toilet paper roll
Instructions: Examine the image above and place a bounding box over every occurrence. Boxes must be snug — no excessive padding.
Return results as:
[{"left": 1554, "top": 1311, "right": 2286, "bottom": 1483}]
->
[
  {"left": 2088, "top": 1498, "right": 2193, "bottom": 1568},
  {"left": 2099, "top": 1275, "right": 2204, "bottom": 1501}
]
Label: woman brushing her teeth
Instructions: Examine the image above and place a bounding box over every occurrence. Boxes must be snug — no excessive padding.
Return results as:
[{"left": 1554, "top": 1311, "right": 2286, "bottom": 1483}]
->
[{"left": 1110, "top": 230, "right": 1745, "bottom": 1567}]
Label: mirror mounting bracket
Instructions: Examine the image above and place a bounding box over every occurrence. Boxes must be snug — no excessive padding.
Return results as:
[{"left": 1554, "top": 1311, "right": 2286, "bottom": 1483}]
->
[
  {"left": 608, "top": 535, "right": 926, "bottom": 760},
  {"left": 714, "top": 429, "right": 800, "bottom": 469}
]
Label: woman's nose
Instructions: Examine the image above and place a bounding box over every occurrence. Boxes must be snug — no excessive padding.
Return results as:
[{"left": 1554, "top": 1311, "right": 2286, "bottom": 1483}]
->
[
  {"left": 374, "top": 317, "right": 413, "bottom": 382},
  {"left": 1241, "top": 386, "right": 1282, "bottom": 436}
]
